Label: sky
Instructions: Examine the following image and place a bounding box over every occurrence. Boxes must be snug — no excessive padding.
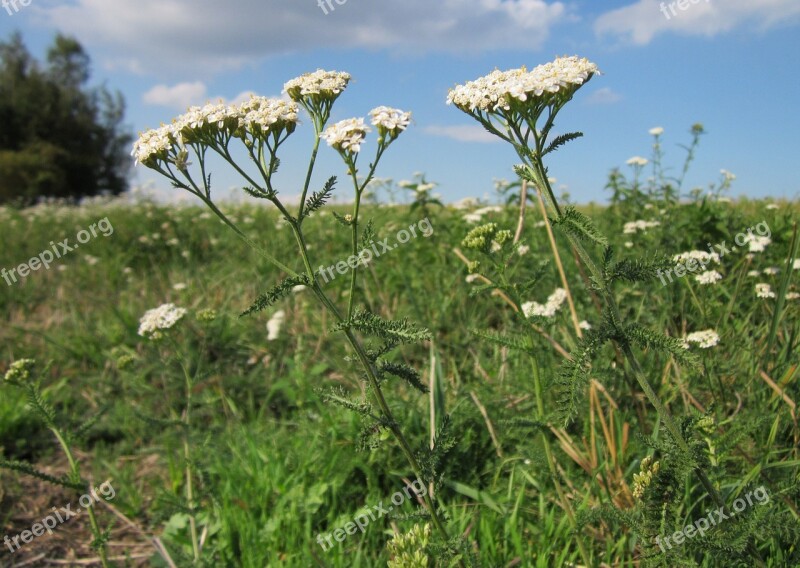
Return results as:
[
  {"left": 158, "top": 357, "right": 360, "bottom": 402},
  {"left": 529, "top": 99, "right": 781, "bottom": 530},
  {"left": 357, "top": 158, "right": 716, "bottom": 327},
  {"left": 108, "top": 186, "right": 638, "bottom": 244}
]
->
[{"left": 1, "top": 0, "right": 799, "bottom": 204}]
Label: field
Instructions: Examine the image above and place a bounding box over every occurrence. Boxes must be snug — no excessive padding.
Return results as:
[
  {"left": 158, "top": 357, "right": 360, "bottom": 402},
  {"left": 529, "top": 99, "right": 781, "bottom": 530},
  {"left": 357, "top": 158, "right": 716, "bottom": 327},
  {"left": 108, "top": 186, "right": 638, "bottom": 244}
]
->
[{"left": 1, "top": 175, "right": 798, "bottom": 567}]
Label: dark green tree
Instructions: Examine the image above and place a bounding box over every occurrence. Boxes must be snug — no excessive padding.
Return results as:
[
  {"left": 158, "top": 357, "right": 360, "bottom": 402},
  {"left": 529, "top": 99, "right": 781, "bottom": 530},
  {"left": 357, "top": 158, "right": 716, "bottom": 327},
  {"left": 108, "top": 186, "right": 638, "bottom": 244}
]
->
[{"left": 0, "top": 32, "right": 132, "bottom": 203}]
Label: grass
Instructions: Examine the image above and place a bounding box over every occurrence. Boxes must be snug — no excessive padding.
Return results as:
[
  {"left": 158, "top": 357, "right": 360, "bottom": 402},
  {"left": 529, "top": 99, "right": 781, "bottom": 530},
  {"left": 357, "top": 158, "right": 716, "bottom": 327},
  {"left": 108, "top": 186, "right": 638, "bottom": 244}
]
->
[{"left": 1, "top": 190, "right": 799, "bottom": 567}]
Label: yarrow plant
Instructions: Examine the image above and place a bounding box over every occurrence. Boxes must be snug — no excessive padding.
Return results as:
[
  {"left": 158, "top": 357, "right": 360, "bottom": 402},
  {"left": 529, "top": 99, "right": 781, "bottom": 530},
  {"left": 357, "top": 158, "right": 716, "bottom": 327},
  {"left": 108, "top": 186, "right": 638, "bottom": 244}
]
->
[
  {"left": 449, "top": 54, "right": 767, "bottom": 565},
  {"left": 133, "top": 70, "right": 468, "bottom": 563}
]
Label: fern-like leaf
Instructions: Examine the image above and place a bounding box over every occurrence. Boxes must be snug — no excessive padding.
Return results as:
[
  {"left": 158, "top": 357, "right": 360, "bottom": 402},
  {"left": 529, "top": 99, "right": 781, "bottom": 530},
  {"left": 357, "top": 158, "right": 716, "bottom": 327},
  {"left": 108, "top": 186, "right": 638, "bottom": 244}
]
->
[
  {"left": 552, "top": 206, "right": 608, "bottom": 247},
  {"left": 241, "top": 274, "right": 310, "bottom": 317},
  {"left": 301, "top": 176, "right": 336, "bottom": 220},
  {"left": 543, "top": 131, "right": 584, "bottom": 156}
]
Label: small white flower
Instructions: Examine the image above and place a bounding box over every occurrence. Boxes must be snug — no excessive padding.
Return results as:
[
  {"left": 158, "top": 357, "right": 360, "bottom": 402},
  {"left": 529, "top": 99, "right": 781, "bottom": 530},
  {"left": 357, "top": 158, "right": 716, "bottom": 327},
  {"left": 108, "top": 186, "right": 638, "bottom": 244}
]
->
[
  {"left": 172, "top": 283, "right": 187, "bottom": 291},
  {"left": 138, "top": 303, "right": 187, "bottom": 337},
  {"left": 623, "top": 220, "right": 660, "bottom": 234},
  {"left": 266, "top": 310, "right": 286, "bottom": 341},
  {"left": 579, "top": 320, "right": 592, "bottom": 330},
  {"left": 626, "top": 156, "right": 649, "bottom": 167},
  {"left": 84, "top": 255, "right": 100, "bottom": 266},
  {"left": 755, "top": 283, "right": 775, "bottom": 299},
  {"left": 517, "top": 244, "right": 530, "bottom": 256},
  {"left": 785, "top": 292, "right": 800, "bottom": 300},
  {"left": 766, "top": 203, "right": 779, "bottom": 210},
  {"left": 369, "top": 106, "right": 412, "bottom": 137},
  {"left": 747, "top": 270, "right": 761, "bottom": 277},
  {"left": 684, "top": 329, "right": 720, "bottom": 349},
  {"left": 695, "top": 270, "right": 722, "bottom": 285},
  {"left": 624, "top": 241, "right": 634, "bottom": 249},
  {"left": 742, "top": 234, "right": 771, "bottom": 253},
  {"left": 793, "top": 259, "right": 800, "bottom": 270},
  {"left": 465, "top": 274, "right": 480, "bottom": 284},
  {"left": 283, "top": 69, "right": 351, "bottom": 101},
  {"left": 292, "top": 285, "right": 307, "bottom": 293},
  {"left": 321, "top": 117, "right": 370, "bottom": 154},
  {"left": 649, "top": 127, "right": 664, "bottom": 136},
  {"left": 522, "top": 288, "right": 567, "bottom": 319},
  {"left": 720, "top": 169, "right": 736, "bottom": 182},
  {"left": 763, "top": 267, "right": 780, "bottom": 276}
]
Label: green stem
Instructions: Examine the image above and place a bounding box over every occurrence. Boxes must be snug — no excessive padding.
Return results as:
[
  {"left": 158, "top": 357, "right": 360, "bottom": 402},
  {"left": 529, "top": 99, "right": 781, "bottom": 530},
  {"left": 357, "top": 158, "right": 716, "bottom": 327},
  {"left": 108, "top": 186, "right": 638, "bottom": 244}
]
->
[
  {"left": 51, "top": 428, "right": 110, "bottom": 568},
  {"left": 531, "top": 359, "right": 592, "bottom": 566}
]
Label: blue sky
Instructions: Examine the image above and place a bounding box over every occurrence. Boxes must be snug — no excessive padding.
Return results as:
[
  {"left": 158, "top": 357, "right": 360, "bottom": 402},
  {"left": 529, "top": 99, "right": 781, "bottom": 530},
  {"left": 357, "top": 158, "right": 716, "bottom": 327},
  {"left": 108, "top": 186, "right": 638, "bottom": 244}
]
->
[{"left": 2, "top": 0, "right": 799, "bottom": 204}]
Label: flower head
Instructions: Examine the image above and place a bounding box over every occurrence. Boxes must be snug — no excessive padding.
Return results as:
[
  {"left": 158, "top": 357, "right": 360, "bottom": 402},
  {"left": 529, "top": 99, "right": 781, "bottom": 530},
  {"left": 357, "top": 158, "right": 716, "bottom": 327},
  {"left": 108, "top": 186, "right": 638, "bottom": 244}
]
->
[
  {"left": 626, "top": 156, "right": 648, "bottom": 167},
  {"left": 696, "top": 270, "right": 723, "bottom": 285},
  {"left": 369, "top": 106, "right": 412, "bottom": 140},
  {"left": 522, "top": 288, "right": 568, "bottom": 319},
  {"left": 684, "top": 329, "right": 720, "bottom": 349},
  {"left": 138, "top": 303, "right": 187, "bottom": 338},
  {"left": 755, "top": 283, "right": 775, "bottom": 299},
  {"left": 267, "top": 310, "right": 286, "bottom": 341},
  {"left": 4, "top": 359, "right": 36, "bottom": 385},
  {"left": 321, "top": 118, "right": 370, "bottom": 154},
  {"left": 283, "top": 69, "right": 351, "bottom": 102},
  {"left": 447, "top": 56, "right": 598, "bottom": 114},
  {"left": 649, "top": 127, "right": 664, "bottom": 136}
]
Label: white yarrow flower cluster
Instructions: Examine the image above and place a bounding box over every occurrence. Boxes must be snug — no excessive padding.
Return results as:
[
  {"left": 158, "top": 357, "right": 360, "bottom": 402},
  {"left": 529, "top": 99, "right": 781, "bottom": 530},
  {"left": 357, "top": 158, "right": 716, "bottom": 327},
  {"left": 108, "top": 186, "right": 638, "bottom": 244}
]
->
[
  {"left": 321, "top": 118, "right": 370, "bottom": 154},
  {"left": 623, "top": 220, "right": 660, "bottom": 234},
  {"left": 132, "top": 97, "right": 300, "bottom": 165},
  {"left": 522, "top": 288, "right": 568, "bottom": 319},
  {"left": 626, "top": 156, "right": 649, "bottom": 167},
  {"left": 463, "top": 205, "right": 503, "bottom": 224},
  {"left": 741, "top": 234, "right": 771, "bottom": 253},
  {"left": 673, "top": 250, "right": 721, "bottom": 266},
  {"left": 138, "top": 303, "right": 187, "bottom": 338},
  {"left": 683, "top": 329, "right": 720, "bottom": 349},
  {"left": 267, "top": 310, "right": 286, "bottom": 341},
  {"left": 447, "top": 56, "right": 598, "bottom": 113},
  {"left": 649, "top": 127, "right": 664, "bottom": 136},
  {"left": 695, "top": 270, "right": 723, "bottom": 285},
  {"left": 755, "top": 283, "right": 775, "bottom": 299},
  {"left": 369, "top": 106, "right": 412, "bottom": 137},
  {"left": 283, "top": 69, "right": 351, "bottom": 100}
]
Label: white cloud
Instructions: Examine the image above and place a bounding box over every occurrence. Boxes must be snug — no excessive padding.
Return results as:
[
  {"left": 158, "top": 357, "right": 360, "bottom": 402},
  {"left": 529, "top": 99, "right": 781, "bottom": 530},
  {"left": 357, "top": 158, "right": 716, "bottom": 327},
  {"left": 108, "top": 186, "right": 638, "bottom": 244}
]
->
[
  {"left": 423, "top": 125, "right": 500, "bottom": 143},
  {"left": 595, "top": 0, "right": 800, "bottom": 45},
  {"left": 143, "top": 82, "right": 208, "bottom": 109},
  {"left": 38, "top": 0, "right": 567, "bottom": 75},
  {"left": 585, "top": 87, "right": 622, "bottom": 105}
]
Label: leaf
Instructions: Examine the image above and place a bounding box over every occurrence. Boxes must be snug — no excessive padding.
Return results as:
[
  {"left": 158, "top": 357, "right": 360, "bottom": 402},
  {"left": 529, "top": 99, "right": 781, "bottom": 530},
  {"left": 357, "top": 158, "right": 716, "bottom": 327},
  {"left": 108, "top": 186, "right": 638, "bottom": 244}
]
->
[
  {"left": 335, "top": 309, "right": 432, "bottom": 344},
  {"left": 241, "top": 274, "right": 310, "bottom": 317},
  {"left": 300, "top": 176, "right": 336, "bottom": 220},
  {"left": 0, "top": 458, "right": 85, "bottom": 490},
  {"left": 377, "top": 360, "right": 429, "bottom": 394},
  {"left": 543, "top": 131, "right": 583, "bottom": 156},
  {"left": 470, "top": 329, "right": 532, "bottom": 353},
  {"left": 624, "top": 324, "right": 699, "bottom": 368},
  {"left": 552, "top": 206, "right": 608, "bottom": 247}
]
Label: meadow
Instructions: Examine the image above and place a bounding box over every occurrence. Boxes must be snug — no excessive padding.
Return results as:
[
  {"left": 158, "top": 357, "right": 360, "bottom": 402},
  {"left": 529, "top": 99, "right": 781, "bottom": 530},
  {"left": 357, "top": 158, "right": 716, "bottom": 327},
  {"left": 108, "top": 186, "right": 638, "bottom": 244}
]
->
[
  {"left": 1, "top": 58, "right": 799, "bottom": 568},
  {"left": 1, "top": 178, "right": 798, "bottom": 566}
]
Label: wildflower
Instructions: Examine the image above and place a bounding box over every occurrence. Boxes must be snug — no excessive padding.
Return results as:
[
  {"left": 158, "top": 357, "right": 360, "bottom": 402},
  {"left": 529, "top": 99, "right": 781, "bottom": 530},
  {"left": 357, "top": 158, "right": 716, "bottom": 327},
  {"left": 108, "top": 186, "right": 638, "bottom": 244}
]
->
[
  {"left": 292, "top": 285, "right": 307, "bottom": 293},
  {"left": 673, "top": 250, "right": 721, "bottom": 267},
  {"left": 517, "top": 244, "right": 530, "bottom": 256},
  {"left": 763, "top": 267, "right": 780, "bottom": 276},
  {"left": 321, "top": 118, "right": 370, "bottom": 154},
  {"left": 742, "top": 234, "right": 771, "bottom": 252},
  {"left": 522, "top": 288, "right": 567, "bottom": 319},
  {"left": 172, "top": 282, "right": 188, "bottom": 291},
  {"left": 695, "top": 270, "right": 722, "bottom": 285},
  {"left": 579, "top": 320, "right": 592, "bottom": 330},
  {"left": 755, "top": 283, "right": 775, "bottom": 299},
  {"left": 447, "top": 56, "right": 598, "bottom": 113},
  {"left": 283, "top": 69, "right": 351, "bottom": 102},
  {"left": 720, "top": 169, "right": 736, "bottom": 182},
  {"left": 267, "top": 310, "right": 286, "bottom": 341},
  {"left": 623, "top": 220, "right": 660, "bottom": 234},
  {"left": 786, "top": 292, "right": 800, "bottom": 300},
  {"left": 465, "top": 274, "right": 480, "bottom": 283},
  {"left": 369, "top": 106, "right": 412, "bottom": 140},
  {"left": 4, "top": 359, "right": 36, "bottom": 384},
  {"left": 766, "top": 203, "right": 779, "bottom": 210},
  {"left": 138, "top": 303, "right": 187, "bottom": 338},
  {"left": 626, "top": 156, "right": 648, "bottom": 167},
  {"left": 387, "top": 523, "right": 432, "bottom": 568},
  {"left": 196, "top": 308, "right": 217, "bottom": 323},
  {"left": 793, "top": 259, "right": 800, "bottom": 270},
  {"left": 632, "top": 456, "right": 660, "bottom": 500},
  {"left": 747, "top": 270, "right": 760, "bottom": 277},
  {"left": 684, "top": 329, "right": 720, "bottom": 349},
  {"left": 624, "top": 241, "right": 634, "bottom": 248},
  {"left": 649, "top": 126, "right": 664, "bottom": 136}
]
